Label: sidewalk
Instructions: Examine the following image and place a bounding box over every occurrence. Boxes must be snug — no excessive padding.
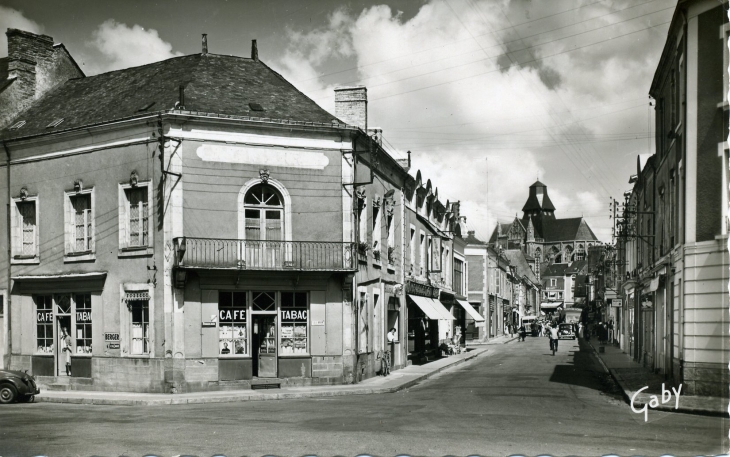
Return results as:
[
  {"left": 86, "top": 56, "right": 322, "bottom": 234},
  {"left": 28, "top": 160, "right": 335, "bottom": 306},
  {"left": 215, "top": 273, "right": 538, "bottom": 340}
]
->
[
  {"left": 466, "top": 333, "right": 520, "bottom": 345},
  {"left": 33, "top": 347, "right": 490, "bottom": 406},
  {"left": 586, "top": 339, "right": 727, "bottom": 417}
]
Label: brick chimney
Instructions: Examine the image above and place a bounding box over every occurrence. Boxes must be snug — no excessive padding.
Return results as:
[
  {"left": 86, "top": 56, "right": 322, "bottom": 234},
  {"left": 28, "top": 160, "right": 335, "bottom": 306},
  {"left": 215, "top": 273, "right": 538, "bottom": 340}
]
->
[
  {"left": 334, "top": 86, "right": 367, "bottom": 130},
  {"left": 1, "top": 29, "right": 84, "bottom": 128},
  {"left": 5, "top": 29, "right": 55, "bottom": 100}
]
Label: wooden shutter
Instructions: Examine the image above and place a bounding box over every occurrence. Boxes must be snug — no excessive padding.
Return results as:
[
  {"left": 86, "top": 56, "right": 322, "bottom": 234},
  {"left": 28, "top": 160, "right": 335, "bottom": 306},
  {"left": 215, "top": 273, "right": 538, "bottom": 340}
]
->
[
  {"left": 119, "top": 188, "right": 128, "bottom": 248},
  {"left": 10, "top": 202, "right": 20, "bottom": 256}
]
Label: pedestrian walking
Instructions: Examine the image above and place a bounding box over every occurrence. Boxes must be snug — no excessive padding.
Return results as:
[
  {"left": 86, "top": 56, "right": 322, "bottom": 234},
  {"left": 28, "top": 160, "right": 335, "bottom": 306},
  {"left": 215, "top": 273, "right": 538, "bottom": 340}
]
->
[{"left": 519, "top": 324, "right": 526, "bottom": 342}]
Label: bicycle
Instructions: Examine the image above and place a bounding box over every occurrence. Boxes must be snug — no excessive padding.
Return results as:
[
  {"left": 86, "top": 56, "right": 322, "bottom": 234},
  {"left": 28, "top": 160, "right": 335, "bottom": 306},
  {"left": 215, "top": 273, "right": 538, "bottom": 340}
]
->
[
  {"left": 379, "top": 349, "right": 391, "bottom": 376},
  {"left": 550, "top": 338, "right": 558, "bottom": 356}
]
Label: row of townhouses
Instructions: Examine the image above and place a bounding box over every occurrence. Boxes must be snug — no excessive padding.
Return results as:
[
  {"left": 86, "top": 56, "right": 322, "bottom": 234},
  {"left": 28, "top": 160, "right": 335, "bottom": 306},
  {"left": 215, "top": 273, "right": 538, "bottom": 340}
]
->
[
  {"left": 602, "top": 0, "right": 728, "bottom": 399},
  {"left": 0, "top": 28, "right": 542, "bottom": 393}
]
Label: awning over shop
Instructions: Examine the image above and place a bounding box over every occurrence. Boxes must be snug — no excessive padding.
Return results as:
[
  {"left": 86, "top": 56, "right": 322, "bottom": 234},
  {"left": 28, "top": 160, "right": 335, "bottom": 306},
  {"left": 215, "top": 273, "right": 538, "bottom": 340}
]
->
[
  {"left": 409, "top": 295, "right": 453, "bottom": 320},
  {"left": 456, "top": 299, "right": 485, "bottom": 322},
  {"left": 540, "top": 302, "right": 563, "bottom": 310},
  {"left": 643, "top": 276, "right": 660, "bottom": 294}
]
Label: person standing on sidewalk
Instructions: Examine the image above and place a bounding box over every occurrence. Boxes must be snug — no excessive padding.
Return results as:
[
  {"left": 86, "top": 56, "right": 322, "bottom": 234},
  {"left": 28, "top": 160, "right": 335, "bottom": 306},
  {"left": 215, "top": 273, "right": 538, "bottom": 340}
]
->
[{"left": 518, "top": 324, "right": 526, "bottom": 341}]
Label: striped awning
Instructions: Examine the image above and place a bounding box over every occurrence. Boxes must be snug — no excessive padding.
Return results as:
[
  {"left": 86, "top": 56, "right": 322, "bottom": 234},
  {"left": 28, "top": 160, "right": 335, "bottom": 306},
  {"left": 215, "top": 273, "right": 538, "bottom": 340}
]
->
[{"left": 123, "top": 291, "right": 150, "bottom": 302}]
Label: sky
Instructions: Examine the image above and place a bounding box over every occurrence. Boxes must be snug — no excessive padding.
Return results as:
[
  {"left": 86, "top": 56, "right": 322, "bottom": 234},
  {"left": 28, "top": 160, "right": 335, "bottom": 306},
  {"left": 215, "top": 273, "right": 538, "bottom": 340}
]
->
[{"left": 0, "top": 0, "right": 677, "bottom": 243}]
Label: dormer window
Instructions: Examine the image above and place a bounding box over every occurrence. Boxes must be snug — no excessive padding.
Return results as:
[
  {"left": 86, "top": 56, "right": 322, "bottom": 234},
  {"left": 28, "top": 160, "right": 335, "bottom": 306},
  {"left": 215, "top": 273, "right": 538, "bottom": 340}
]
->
[
  {"left": 9, "top": 120, "right": 25, "bottom": 130},
  {"left": 46, "top": 118, "right": 64, "bottom": 128}
]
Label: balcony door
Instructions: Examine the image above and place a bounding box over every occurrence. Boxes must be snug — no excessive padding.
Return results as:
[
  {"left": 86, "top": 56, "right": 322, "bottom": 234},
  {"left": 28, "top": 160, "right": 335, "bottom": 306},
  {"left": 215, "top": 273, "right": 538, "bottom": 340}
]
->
[{"left": 244, "top": 184, "right": 283, "bottom": 268}]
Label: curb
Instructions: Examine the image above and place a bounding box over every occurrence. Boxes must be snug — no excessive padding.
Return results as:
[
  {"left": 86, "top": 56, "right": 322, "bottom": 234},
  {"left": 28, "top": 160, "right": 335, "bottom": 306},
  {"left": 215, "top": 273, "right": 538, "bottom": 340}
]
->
[
  {"left": 586, "top": 339, "right": 727, "bottom": 418},
  {"left": 34, "top": 348, "right": 488, "bottom": 406}
]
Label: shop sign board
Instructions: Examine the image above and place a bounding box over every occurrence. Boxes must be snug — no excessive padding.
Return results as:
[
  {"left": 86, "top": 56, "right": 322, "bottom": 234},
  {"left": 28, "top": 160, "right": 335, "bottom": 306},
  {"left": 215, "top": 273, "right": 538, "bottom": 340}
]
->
[
  {"left": 105, "top": 333, "right": 120, "bottom": 349},
  {"left": 281, "top": 309, "right": 307, "bottom": 322},
  {"left": 76, "top": 311, "right": 92, "bottom": 322},
  {"left": 406, "top": 280, "right": 439, "bottom": 299},
  {"left": 219, "top": 308, "right": 246, "bottom": 323},
  {"left": 311, "top": 319, "right": 325, "bottom": 326},
  {"left": 37, "top": 311, "right": 53, "bottom": 323},
  {"left": 610, "top": 299, "right": 622, "bottom": 307}
]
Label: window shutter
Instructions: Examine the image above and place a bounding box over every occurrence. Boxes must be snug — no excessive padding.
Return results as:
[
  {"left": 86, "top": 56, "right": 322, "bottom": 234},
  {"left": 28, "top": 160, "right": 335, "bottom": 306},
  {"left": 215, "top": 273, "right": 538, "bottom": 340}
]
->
[
  {"left": 64, "top": 195, "right": 73, "bottom": 254},
  {"left": 10, "top": 203, "right": 20, "bottom": 257},
  {"left": 88, "top": 208, "right": 95, "bottom": 252},
  {"left": 119, "top": 188, "right": 128, "bottom": 248}
]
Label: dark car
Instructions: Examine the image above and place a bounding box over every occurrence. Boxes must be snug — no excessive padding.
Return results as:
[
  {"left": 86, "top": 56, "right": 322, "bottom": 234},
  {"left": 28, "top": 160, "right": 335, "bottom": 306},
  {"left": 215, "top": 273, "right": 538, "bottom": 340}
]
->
[
  {"left": 0, "top": 369, "right": 40, "bottom": 403},
  {"left": 558, "top": 323, "right": 576, "bottom": 340}
]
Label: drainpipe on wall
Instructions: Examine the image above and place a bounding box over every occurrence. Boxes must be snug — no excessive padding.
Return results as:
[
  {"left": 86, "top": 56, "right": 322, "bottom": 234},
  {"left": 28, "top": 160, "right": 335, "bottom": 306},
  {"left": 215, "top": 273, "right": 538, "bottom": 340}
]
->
[{"left": 2, "top": 141, "right": 11, "bottom": 369}]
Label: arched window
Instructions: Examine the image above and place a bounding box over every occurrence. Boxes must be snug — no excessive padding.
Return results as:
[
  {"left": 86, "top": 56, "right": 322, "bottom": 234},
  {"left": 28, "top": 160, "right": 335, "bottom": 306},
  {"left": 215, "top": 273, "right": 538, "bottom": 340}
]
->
[
  {"left": 576, "top": 244, "right": 585, "bottom": 261},
  {"left": 243, "top": 184, "right": 284, "bottom": 241},
  {"left": 564, "top": 245, "right": 573, "bottom": 263},
  {"left": 534, "top": 247, "right": 542, "bottom": 262}
]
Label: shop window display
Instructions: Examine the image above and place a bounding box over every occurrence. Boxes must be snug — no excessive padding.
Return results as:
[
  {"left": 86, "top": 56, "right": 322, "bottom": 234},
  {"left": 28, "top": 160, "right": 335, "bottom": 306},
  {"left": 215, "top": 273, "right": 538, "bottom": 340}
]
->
[
  {"left": 219, "top": 291, "right": 247, "bottom": 355},
  {"left": 75, "top": 294, "right": 92, "bottom": 353},
  {"left": 35, "top": 295, "right": 53, "bottom": 354},
  {"left": 280, "top": 292, "right": 308, "bottom": 355}
]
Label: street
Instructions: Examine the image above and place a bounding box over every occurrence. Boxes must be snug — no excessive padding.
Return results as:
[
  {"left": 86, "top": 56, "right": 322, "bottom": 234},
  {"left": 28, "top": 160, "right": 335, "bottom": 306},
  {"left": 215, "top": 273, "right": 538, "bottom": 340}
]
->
[{"left": 0, "top": 337, "right": 725, "bottom": 456}]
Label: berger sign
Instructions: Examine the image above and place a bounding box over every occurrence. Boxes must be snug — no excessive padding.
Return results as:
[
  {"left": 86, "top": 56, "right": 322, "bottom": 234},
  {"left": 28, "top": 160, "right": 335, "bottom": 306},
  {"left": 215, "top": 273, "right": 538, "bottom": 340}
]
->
[{"left": 104, "top": 332, "right": 120, "bottom": 342}]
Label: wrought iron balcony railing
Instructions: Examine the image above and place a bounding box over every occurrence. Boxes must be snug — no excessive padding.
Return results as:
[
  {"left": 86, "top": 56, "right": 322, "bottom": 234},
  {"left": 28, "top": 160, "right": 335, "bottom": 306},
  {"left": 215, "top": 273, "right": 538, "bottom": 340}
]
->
[{"left": 173, "top": 237, "right": 357, "bottom": 272}]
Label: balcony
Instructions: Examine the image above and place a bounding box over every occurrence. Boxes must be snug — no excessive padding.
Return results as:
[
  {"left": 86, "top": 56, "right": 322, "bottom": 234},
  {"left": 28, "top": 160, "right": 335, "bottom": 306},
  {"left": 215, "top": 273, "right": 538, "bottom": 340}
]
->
[{"left": 173, "top": 237, "right": 357, "bottom": 272}]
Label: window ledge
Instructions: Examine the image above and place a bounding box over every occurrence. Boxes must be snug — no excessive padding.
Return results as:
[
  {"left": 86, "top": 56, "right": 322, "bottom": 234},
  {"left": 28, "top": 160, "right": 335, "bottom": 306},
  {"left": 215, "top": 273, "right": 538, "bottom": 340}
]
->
[
  {"left": 64, "top": 252, "right": 96, "bottom": 263},
  {"left": 11, "top": 256, "right": 39, "bottom": 265},
  {"left": 387, "top": 265, "right": 395, "bottom": 273},
  {"left": 119, "top": 246, "right": 153, "bottom": 258}
]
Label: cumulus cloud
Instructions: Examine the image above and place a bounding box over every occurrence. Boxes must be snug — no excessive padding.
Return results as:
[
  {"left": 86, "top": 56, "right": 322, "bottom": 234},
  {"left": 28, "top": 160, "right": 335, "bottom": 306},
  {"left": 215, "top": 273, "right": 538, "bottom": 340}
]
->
[
  {"left": 272, "top": 0, "right": 671, "bottom": 243},
  {"left": 0, "top": 6, "right": 43, "bottom": 58},
  {"left": 86, "top": 19, "right": 182, "bottom": 74}
]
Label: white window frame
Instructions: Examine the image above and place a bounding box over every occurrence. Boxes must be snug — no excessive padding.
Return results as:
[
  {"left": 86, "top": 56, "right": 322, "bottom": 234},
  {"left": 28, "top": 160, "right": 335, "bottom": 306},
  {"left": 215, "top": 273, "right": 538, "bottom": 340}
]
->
[
  {"left": 118, "top": 181, "right": 153, "bottom": 256},
  {"left": 64, "top": 188, "right": 95, "bottom": 262},
  {"left": 10, "top": 195, "right": 39, "bottom": 264},
  {"left": 550, "top": 278, "right": 557, "bottom": 287},
  {"left": 120, "top": 283, "right": 155, "bottom": 358}
]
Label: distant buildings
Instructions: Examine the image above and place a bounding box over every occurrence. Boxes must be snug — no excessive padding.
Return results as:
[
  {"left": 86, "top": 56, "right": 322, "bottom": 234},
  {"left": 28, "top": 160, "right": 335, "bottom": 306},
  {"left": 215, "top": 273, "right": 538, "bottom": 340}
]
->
[{"left": 490, "top": 180, "right": 601, "bottom": 266}]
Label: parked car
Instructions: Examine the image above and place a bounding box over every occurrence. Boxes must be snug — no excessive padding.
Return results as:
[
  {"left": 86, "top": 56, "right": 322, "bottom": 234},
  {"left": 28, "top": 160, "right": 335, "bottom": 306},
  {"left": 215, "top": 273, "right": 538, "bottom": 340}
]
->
[
  {"left": 0, "top": 369, "right": 40, "bottom": 403},
  {"left": 558, "top": 323, "right": 576, "bottom": 340}
]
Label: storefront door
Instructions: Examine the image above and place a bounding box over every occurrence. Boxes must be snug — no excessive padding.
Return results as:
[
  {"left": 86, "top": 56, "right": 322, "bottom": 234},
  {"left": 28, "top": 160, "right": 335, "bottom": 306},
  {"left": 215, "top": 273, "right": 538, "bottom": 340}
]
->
[
  {"left": 56, "top": 314, "right": 71, "bottom": 377},
  {"left": 252, "top": 314, "right": 277, "bottom": 378}
]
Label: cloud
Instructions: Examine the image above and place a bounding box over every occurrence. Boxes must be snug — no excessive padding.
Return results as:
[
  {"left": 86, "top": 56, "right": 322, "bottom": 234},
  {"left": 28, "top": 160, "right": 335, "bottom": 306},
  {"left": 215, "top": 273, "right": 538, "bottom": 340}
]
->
[
  {"left": 0, "top": 6, "right": 44, "bottom": 58},
  {"left": 272, "top": 0, "right": 671, "bottom": 243},
  {"left": 86, "top": 19, "right": 182, "bottom": 74}
]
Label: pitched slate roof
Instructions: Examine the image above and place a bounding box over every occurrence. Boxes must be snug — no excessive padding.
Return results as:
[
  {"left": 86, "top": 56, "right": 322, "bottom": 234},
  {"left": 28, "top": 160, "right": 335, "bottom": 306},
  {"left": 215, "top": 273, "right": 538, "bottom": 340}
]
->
[
  {"left": 540, "top": 218, "right": 598, "bottom": 242},
  {"left": 488, "top": 222, "right": 513, "bottom": 243},
  {"left": 541, "top": 263, "right": 569, "bottom": 277},
  {"left": 2, "top": 53, "right": 340, "bottom": 139},
  {"left": 503, "top": 249, "right": 539, "bottom": 285},
  {"left": 565, "top": 259, "right": 588, "bottom": 275},
  {"left": 464, "top": 231, "right": 488, "bottom": 246}
]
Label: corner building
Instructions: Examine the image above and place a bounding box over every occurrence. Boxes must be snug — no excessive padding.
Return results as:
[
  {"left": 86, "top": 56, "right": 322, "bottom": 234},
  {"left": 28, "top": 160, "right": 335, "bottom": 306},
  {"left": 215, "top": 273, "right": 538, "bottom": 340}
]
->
[{"left": 0, "top": 33, "right": 385, "bottom": 392}]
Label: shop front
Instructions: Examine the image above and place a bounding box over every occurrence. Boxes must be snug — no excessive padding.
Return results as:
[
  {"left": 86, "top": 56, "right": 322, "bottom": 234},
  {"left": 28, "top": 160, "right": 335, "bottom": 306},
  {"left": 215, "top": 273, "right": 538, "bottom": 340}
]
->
[
  {"left": 178, "top": 269, "right": 350, "bottom": 389},
  {"left": 11, "top": 273, "right": 107, "bottom": 382},
  {"left": 406, "top": 280, "right": 451, "bottom": 361}
]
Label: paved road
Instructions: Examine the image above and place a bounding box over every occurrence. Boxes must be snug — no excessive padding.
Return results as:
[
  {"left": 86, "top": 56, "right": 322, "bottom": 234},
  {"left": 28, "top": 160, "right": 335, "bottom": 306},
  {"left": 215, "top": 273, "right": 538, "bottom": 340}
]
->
[{"left": 0, "top": 337, "right": 725, "bottom": 456}]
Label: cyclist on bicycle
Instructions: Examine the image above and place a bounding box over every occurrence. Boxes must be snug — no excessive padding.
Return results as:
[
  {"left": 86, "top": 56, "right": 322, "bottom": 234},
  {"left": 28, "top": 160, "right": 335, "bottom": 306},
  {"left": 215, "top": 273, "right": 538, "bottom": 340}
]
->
[{"left": 548, "top": 324, "right": 559, "bottom": 354}]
